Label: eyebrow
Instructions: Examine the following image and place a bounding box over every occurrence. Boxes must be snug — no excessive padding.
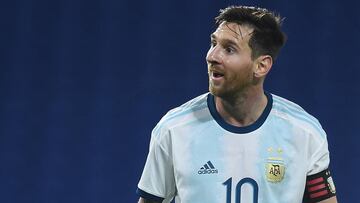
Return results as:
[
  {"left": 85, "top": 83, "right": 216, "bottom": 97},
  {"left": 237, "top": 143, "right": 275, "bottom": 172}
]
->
[{"left": 210, "top": 34, "right": 240, "bottom": 49}]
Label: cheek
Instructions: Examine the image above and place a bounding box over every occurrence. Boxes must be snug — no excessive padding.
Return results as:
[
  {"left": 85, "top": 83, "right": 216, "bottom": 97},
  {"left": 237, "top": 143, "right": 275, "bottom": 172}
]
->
[
  {"left": 226, "top": 61, "right": 254, "bottom": 80},
  {"left": 225, "top": 58, "right": 252, "bottom": 72}
]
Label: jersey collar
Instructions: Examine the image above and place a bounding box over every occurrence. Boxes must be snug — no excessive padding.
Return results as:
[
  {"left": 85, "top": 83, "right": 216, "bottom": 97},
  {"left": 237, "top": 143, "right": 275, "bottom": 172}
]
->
[{"left": 207, "top": 92, "right": 273, "bottom": 134}]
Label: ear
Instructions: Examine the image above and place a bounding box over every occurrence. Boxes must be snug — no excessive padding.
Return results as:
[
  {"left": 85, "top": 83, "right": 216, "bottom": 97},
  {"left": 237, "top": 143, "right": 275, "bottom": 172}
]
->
[{"left": 254, "top": 55, "right": 273, "bottom": 78}]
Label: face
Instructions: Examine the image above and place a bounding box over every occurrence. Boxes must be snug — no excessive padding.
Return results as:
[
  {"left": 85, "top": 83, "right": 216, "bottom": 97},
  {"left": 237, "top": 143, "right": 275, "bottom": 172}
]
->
[{"left": 206, "top": 22, "right": 256, "bottom": 98}]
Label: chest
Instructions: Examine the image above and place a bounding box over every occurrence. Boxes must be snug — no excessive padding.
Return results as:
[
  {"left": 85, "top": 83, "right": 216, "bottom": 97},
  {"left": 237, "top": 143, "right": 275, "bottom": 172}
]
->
[{"left": 170, "top": 123, "right": 309, "bottom": 202}]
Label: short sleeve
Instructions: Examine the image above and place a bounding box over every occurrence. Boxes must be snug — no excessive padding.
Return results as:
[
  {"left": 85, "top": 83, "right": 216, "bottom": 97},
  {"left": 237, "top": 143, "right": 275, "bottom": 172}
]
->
[
  {"left": 302, "top": 126, "right": 336, "bottom": 202},
  {"left": 137, "top": 125, "right": 176, "bottom": 202},
  {"left": 307, "top": 137, "right": 330, "bottom": 176}
]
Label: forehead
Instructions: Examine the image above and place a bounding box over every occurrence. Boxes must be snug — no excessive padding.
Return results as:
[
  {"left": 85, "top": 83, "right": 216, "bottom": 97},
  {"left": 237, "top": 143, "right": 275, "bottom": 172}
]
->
[{"left": 212, "top": 22, "right": 254, "bottom": 44}]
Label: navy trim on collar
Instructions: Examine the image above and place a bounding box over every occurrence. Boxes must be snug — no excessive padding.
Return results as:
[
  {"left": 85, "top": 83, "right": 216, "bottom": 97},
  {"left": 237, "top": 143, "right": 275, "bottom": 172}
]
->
[{"left": 207, "top": 92, "right": 273, "bottom": 134}]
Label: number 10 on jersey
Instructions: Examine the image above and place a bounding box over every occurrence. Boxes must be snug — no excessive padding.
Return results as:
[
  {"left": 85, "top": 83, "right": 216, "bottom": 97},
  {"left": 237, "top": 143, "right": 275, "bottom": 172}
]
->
[{"left": 223, "top": 177, "right": 259, "bottom": 203}]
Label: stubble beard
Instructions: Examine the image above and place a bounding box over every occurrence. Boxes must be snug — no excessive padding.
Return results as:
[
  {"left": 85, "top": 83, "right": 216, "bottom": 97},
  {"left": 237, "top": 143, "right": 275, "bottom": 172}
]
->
[
  {"left": 209, "top": 83, "right": 241, "bottom": 101},
  {"left": 209, "top": 72, "right": 254, "bottom": 101}
]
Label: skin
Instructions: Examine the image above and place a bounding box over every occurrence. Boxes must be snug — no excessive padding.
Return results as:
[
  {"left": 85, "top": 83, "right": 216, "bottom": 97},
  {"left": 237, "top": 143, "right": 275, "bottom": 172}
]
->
[
  {"left": 319, "top": 197, "right": 338, "bottom": 203},
  {"left": 138, "top": 21, "right": 337, "bottom": 203},
  {"left": 206, "top": 21, "right": 338, "bottom": 203},
  {"left": 206, "top": 22, "right": 272, "bottom": 127}
]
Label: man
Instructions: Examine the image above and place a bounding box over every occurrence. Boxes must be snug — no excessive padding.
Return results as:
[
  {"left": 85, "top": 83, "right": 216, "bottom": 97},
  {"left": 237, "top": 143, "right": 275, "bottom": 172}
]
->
[{"left": 137, "top": 6, "right": 337, "bottom": 203}]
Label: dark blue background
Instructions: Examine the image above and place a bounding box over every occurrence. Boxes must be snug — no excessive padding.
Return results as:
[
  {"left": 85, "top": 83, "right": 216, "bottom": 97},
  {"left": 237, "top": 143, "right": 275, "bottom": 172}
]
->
[{"left": 1, "top": 0, "right": 358, "bottom": 202}]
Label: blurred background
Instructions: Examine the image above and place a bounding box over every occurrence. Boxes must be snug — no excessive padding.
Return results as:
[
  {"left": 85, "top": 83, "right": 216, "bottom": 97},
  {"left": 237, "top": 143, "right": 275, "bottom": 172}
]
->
[{"left": 1, "top": 0, "right": 359, "bottom": 202}]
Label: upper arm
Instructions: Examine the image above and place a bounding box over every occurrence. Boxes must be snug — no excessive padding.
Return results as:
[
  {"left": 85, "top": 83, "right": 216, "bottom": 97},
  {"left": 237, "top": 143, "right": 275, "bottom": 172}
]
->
[
  {"left": 317, "top": 196, "right": 337, "bottom": 203},
  {"left": 136, "top": 125, "right": 176, "bottom": 201},
  {"left": 304, "top": 127, "right": 337, "bottom": 202}
]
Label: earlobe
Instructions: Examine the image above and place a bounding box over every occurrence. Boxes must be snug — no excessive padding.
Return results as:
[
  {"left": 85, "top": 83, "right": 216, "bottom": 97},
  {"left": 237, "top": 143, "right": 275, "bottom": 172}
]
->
[{"left": 254, "top": 55, "right": 273, "bottom": 78}]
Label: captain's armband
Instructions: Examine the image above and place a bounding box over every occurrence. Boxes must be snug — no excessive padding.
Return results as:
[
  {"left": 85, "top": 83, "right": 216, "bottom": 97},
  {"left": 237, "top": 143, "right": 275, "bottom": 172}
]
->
[{"left": 303, "top": 169, "right": 336, "bottom": 202}]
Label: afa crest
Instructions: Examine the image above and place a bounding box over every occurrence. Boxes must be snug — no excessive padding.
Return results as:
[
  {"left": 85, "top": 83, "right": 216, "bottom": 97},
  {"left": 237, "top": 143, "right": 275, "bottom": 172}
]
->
[
  {"left": 266, "top": 159, "right": 285, "bottom": 182},
  {"left": 265, "top": 147, "right": 285, "bottom": 183}
]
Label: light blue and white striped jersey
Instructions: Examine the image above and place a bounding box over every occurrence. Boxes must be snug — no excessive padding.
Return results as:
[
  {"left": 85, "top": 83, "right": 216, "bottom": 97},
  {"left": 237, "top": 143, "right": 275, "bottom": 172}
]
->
[{"left": 137, "top": 92, "right": 330, "bottom": 203}]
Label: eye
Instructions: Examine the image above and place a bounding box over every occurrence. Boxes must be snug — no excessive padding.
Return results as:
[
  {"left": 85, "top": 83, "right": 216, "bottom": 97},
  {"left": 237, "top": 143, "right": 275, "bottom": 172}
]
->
[
  {"left": 225, "top": 46, "right": 236, "bottom": 54},
  {"left": 210, "top": 40, "right": 217, "bottom": 47}
]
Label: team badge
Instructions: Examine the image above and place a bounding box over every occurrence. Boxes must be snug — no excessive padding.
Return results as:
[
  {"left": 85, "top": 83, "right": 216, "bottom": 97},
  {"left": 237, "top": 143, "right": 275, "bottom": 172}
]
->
[{"left": 265, "top": 147, "right": 285, "bottom": 183}]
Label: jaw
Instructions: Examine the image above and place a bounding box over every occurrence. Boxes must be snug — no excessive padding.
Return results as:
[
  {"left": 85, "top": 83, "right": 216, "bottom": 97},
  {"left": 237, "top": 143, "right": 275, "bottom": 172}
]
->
[
  {"left": 209, "top": 77, "right": 259, "bottom": 102},
  {"left": 209, "top": 80, "right": 229, "bottom": 97}
]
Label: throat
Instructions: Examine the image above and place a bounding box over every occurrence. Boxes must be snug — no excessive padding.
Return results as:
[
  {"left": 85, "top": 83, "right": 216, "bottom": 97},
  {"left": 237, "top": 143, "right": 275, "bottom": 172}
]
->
[{"left": 215, "top": 93, "right": 268, "bottom": 127}]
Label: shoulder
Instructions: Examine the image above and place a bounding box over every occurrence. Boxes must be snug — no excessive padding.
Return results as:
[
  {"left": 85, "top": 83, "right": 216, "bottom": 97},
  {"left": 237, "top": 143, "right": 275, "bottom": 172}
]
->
[
  {"left": 270, "top": 93, "right": 326, "bottom": 140},
  {"left": 152, "top": 93, "right": 210, "bottom": 137},
  {"left": 165, "top": 93, "right": 209, "bottom": 119}
]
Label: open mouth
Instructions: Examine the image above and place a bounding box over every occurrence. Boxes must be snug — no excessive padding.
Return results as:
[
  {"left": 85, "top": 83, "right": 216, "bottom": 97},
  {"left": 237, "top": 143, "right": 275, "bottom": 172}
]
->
[{"left": 212, "top": 71, "right": 224, "bottom": 78}]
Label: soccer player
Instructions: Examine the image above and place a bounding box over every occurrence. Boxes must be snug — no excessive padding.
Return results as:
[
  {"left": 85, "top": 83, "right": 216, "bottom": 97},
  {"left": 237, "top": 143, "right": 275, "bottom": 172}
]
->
[{"left": 136, "top": 5, "right": 337, "bottom": 203}]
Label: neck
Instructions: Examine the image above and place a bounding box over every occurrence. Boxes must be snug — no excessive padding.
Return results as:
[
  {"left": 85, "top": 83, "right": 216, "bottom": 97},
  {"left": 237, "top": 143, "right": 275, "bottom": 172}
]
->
[{"left": 215, "top": 88, "right": 268, "bottom": 127}]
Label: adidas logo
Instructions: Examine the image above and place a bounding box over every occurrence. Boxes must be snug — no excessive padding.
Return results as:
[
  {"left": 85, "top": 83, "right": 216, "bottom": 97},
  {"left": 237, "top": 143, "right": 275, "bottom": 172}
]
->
[{"left": 198, "top": 161, "right": 218, "bottom": 174}]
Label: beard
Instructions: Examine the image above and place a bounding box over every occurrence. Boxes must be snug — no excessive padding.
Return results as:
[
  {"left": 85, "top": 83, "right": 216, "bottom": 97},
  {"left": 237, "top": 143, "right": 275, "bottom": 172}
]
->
[{"left": 208, "top": 71, "right": 254, "bottom": 100}]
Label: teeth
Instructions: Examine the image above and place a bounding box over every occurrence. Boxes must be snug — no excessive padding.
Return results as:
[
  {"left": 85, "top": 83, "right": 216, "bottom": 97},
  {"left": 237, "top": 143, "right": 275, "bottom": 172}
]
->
[{"left": 213, "top": 72, "right": 223, "bottom": 77}]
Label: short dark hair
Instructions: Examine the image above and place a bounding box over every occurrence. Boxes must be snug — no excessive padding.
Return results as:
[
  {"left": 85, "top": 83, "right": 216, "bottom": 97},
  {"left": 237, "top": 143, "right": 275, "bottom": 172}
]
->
[{"left": 215, "top": 6, "right": 286, "bottom": 60}]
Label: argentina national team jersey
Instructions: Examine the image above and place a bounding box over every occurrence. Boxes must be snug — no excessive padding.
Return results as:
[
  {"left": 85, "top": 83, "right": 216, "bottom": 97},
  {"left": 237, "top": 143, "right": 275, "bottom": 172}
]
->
[{"left": 137, "top": 92, "right": 330, "bottom": 203}]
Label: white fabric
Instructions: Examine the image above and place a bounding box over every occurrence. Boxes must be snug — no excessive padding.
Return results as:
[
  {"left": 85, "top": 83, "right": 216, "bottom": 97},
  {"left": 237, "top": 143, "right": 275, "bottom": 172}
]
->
[{"left": 138, "top": 93, "right": 330, "bottom": 203}]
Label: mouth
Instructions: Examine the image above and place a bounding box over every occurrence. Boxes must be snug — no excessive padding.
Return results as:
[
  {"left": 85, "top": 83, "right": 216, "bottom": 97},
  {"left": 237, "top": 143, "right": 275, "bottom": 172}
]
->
[
  {"left": 210, "top": 70, "right": 225, "bottom": 79},
  {"left": 213, "top": 72, "right": 224, "bottom": 78}
]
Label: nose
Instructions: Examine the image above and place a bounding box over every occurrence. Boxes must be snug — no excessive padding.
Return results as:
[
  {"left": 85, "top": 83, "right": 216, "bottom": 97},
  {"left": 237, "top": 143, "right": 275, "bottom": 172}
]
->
[{"left": 206, "top": 45, "right": 222, "bottom": 65}]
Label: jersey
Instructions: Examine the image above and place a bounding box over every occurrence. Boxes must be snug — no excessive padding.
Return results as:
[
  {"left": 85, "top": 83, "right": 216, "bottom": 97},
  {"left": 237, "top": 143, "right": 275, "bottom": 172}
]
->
[{"left": 137, "top": 92, "right": 334, "bottom": 203}]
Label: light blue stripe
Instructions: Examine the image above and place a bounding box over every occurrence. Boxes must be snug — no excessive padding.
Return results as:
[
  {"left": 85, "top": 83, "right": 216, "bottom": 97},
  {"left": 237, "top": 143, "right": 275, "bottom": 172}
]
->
[
  {"left": 152, "top": 98, "right": 208, "bottom": 136},
  {"left": 157, "top": 104, "right": 207, "bottom": 127},
  {"left": 163, "top": 102, "right": 207, "bottom": 123},
  {"left": 272, "top": 95, "right": 322, "bottom": 127},
  {"left": 272, "top": 95, "right": 305, "bottom": 111},
  {"left": 272, "top": 103, "right": 325, "bottom": 137},
  {"left": 155, "top": 94, "right": 206, "bottom": 121},
  {"left": 272, "top": 95, "right": 306, "bottom": 112},
  {"left": 160, "top": 95, "right": 207, "bottom": 123},
  {"left": 272, "top": 100, "right": 326, "bottom": 138}
]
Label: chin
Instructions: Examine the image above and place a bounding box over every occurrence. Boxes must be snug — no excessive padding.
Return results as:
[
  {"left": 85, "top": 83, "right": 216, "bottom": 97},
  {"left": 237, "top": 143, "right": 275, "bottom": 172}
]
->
[
  {"left": 209, "top": 85, "right": 244, "bottom": 100},
  {"left": 209, "top": 86, "right": 225, "bottom": 97}
]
